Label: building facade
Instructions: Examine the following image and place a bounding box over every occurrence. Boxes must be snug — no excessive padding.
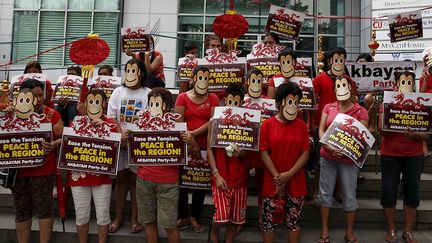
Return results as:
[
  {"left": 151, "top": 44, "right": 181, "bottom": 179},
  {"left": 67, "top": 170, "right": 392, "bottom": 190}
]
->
[{"left": 0, "top": 0, "right": 429, "bottom": 87}]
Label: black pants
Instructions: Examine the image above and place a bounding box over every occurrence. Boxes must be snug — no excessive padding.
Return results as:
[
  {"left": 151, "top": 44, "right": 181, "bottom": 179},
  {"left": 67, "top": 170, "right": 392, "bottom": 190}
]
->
[{"left": 178, "top": 188, "right": 206, "bottom": 219}]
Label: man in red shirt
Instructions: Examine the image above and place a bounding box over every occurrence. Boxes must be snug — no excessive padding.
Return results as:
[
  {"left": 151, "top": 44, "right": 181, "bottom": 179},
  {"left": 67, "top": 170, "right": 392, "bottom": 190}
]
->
[
  {"left": 207, "top": 84, "right": 249, "bottom": 243},
  {"left": 260, "top": 82, "right": 309, "bottom": 243}
]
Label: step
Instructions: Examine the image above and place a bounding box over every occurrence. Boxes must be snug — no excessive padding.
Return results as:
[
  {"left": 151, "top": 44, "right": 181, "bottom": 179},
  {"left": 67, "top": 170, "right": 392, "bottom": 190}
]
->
[{"left": 0, "top": 211, "right": 431, "bottom": 243}]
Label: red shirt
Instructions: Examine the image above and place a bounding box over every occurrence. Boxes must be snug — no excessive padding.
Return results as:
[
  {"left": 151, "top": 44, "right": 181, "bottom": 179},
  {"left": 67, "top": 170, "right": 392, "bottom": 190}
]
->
[
  {"left": 137, "top": 164, "right": 179, "bottom": 184},
  {"left": 175, "top": 92, "right": 219, "bottom": 149},
  {"left": 320, "top": 102, "right": 369, "bottom": 164},
  {"left": 379, "top": 104, "right": 423, "bottom": 157},
  {"left": 420, "top": 75, "right": 432, "bottom": 93},
  {"left": 67, "top": 117, "right": 116, "bottom": 186},
  {"left": 260, "top": 117, "right": 309, "bottom": 197},
  {"left": 212, "top": 148, "right": 248, "bottom": 189},
  {"left": 136, "top": 50, "right": 165, "bottom": 82},
  {"left": 45, "top": 79, "right": 55, "bottom": 108},
  {"left": 18, "top": 106, "right": 61, "bottom": 178},
  {"left": 267, "top": 74, "right": 285, "bottom": 88},
  {"left": 313, "top": 72, "right": 356, "bottom": 126}
]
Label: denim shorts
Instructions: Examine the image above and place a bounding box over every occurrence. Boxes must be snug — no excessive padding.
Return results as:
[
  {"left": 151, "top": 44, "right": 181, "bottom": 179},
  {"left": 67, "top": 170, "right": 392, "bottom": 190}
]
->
[
  {"left": 317, "top": 157, "right": 359, "bottom": 211},
  {"left": 136, "top": 178, "right": 179, "bottom": 229}
]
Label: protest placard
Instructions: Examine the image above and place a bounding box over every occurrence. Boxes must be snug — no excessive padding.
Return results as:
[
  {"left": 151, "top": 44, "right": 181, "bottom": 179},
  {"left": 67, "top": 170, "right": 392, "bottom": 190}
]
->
[
  {"left": 88, "top": 75, "right": 122, "bottom": 100},
  {"left": 265, "top": 4, "right": 305, "bottom": 40},
  {"left": 53, "top": 75, "right": 83, "bottom": 102},
  {"left": 289, "top": 77, "right": 317, "bottom": 110},
  {"left": 121, "top": 26, "right": 151, "bottom": 52},
  {"left": 179, "top": 151, "right": 211, "bottom": 190},
  {"left": 10, "top": 74, "right": 46, "bottom": 100},
  {"left": 389, "top": 10, "right": 423, "bottom": 42},
  {"left": 210, "top": 106, "right": 261, "bottom": 151},
  {"left": 382, "top": 91, "right": 432, "bottom": 132}
]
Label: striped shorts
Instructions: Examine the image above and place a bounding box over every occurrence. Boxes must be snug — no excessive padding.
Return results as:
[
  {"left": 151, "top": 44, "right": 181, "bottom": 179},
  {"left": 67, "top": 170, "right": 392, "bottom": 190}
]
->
[{"left": 211, "top": 187, "right": 247, "bottom": 225}]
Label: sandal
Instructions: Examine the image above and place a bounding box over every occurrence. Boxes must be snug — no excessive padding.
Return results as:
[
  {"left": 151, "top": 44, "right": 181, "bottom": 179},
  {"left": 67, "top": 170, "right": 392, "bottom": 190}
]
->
[
  {"left": 318, "top": 236, "right": 330, "bottom": 243},
  {"left": 344, "top": 235, "right": 359, "bottom": 243},
  {"left": 177, "top": 218, "right": 191, "bottom": 230},
  {"left": 130, "top": 223, "right": 143, "bottom": 234},
  {"left": 402, "top": 231, "right": 419, "bottom": 243},
  {"left": 192, "top": 224, "right": 206, "bottom": 234},
  {"left": 385, "top": 228, "right": 397, "bottom": 243},
  {"left": 108, "top": 223, "right": 122, "bottom": 233}
]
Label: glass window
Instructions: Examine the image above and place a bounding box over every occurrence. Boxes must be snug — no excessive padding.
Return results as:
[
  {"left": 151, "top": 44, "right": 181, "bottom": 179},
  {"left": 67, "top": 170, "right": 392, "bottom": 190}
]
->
[
  {"left": 38, "top": 12, "right": 65, "bottom": 65},
  {"left": 206, "top": 0, "right": 225, "bottom": 14},
  {"left": 95, "top": 0, "right": 120, "bottom": 10},
  {"left": 322, "top": 36, "right": 345, "bottom": 51},
  {"left": 205, "top": 16, "right": 215, "bottom": 33},
  {"left": 12, "top": 11, "right": 38, "bottom": 65},
  {"left": 319, "top": 19, "right": 344, "bottom": 35},
  {"left": 301, "top": 18, "right": 314, "bottom": 34},
  {"left": 234, "top": 0, "right": 260, "bottom": 15},
  {"left": 245, "top": 17, "right": 261, "bottom": 33},
  {"left": 14, "top": 0, "right": 38, "bottom": 9},
  {"left": 65, "top": 12, "right": 92, "bottom": 66},
  {"left": 68, "top": 0, "right": 94, "bottom": 10},
  {"left": 94, "top": 12, "right": 119, "bottom": 65},
  {"left": 178, "top": 16, "right": 204, "bottom": 32},
  {"left": 41, "top": 0, "right": 67, "bottom": 9},
  {"left": 179, "top": 0, "right": 204, "bottom": 14},
  {"left": 317, "top": 0, "right": 344, "bottom": 16}
]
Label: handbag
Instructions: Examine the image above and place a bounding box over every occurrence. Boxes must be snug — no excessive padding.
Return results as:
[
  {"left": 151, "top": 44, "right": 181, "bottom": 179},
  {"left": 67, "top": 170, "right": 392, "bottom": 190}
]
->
[{"left": 0, "top": 168, "right": 17, "bottom": 189}]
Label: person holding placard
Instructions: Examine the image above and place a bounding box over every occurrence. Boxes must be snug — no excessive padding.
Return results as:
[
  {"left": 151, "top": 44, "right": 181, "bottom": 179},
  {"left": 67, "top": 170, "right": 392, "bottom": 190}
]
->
[
  {"left": 175, "top": 66, "right": 219, "bottom": 233},
  {"left": 107, "top": 59, "right": 151, "bottom": 234},
  {"left": 267, "top": 50, "right": 297, "bottom": 99},
  {"left": 55, "top": 66, "right": 82, "bottom": 127},
  {"left": 68, "top": 89, "right": 118, "bottom": 243},
  {"left": 263, "top": 32, "right": 280, "bottom": 48},
  {"left": 205, "top": 35, "right": 223, "bottom": 52},
  {"left": 260, "top": 82, "right": 309, "bottom": 243},
  {"left": 179, "top": 42, "right": 199, "bottom": 93},
  {"left": 11, "top": 79, "right": 63, "bottom": 243},
  {"left": 207, "top": 84, "right": 249, "bottom": 243},
  {"left": 23, "top": 61, "right": 54, "bottom": 108},
  {"left": 97, "top": 65, "right": 114, "bottom": 76},
  {"left": 317, "top": 76, "right": 368, "bottom": 243},
  {"left": 136, "top": 87, "right": 191, "bottom": 243},
  {"left": 379, "top": 70, "right": 429, "bottom": 243}
]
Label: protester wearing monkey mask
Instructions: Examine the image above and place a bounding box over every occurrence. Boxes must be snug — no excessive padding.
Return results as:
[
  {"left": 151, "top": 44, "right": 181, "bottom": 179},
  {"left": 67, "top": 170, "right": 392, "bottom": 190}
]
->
[
  {"left": 174, "top": 66, "right": 219, "bottom": 232},
  {"left": 207, "top": 84, "right": 249, "bottom": 243},
  {"left": 317, "top": 76, "right": 368, "bottom": 243},
  {"left": 267, "top": 50, "right": 297, "bottom": 99},
  {"left": 137, "top": 87, "right": 197, "bottom": 243},
  {"left": 258, "top": 82, "right": 309, "bottom": 243},
  {"left": 246, "top": 68, "right": 265, "bottom": 99},
  {"left": 9, "top": 79, "right": 63, "bottom": 243},
  {"left": 107, "top": 59, "right": 151, "bottom": 234},
  {"left": 68, "top": 89, "right": 119, "bottom": 243},
  {"left": 378, "top": 70, "right": 429, "bottom": 243}
]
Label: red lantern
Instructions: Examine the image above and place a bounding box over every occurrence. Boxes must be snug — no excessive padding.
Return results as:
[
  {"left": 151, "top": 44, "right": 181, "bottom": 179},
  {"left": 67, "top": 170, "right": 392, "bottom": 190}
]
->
[
  {"left": 69, "top": 33, "right": 110, "bottom": 103},
  {"left": 213, "top": 13, "right": 249, "bottom": 39},
  {"left": 368, "top": 41, "right": 379, "bottom": 50}
]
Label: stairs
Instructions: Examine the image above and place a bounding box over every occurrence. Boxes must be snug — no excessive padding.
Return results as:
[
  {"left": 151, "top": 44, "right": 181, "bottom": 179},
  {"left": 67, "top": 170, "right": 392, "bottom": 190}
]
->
[{"left": 0, "top": 150, "right": 432, "bottom": 242}]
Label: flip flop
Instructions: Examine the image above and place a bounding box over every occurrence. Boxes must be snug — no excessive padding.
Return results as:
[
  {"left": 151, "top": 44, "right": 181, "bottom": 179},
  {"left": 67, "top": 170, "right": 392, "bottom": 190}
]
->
[
  {"left": 108, "top": 223, "right": 122, "bottom": 233},
  {"left": 344, "top": 236, "right": 359, "bottom": 243},
  {"left": 192, "top": 224, "right": 206, "bottom": 234},
  {"left": 318, "top": 236, "right": 330, "bottom": 243},
  {"left": 385, "top": 228, "right": 397, "bottom": 243},
  {"left": 130, "top": 223, "right": 143, "bottom": 234}
]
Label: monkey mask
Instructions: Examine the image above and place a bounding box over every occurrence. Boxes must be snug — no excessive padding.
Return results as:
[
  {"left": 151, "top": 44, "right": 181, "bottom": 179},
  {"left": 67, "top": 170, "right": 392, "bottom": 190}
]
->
[
  {"left": 13, "top": 89, "right": 38, "bottom": 120},
  {"left": 334, "top": 76, "right": 352, "bottom": 101},
  {"left": 124, "top": 63, "right": 141, "bottom": 88},
  {"left": 279, "top": 54, "right": 296, "bottom": 78},
  {"left": 247, "top": 72, "right": 263, "bottom": 98},
  {"left": 397, "top": 74, "right": 415, "bottom": 93},
  {"left": 194, "top": 70, "right": 210, "bottom": 95},
  {"left": 329, "top": 53, "right": 346, "bottom": 76},
  {"left": 86, "top": 92, "right": 106, "bottom": 121},
  {"left": 225, "top": 94, "right": 242, "bottom": 107},
  {"left": 281, "top": 94, "right": 299, "bottom": 121},
  {"left": 149, "top": 95, "right": 168, "bottom": 117}
]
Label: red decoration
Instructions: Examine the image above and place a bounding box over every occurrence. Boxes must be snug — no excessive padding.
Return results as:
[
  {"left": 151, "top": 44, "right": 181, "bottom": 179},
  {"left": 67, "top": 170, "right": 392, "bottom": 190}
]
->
[
  {"left": 213, "top": 14, "right": 249, "bottom": 39},
  {"left": 368, "top": 41, "right": 379, "bottom": 50},
  {"left": 69, "top": 34, "right": 110, "bottom": 65}
]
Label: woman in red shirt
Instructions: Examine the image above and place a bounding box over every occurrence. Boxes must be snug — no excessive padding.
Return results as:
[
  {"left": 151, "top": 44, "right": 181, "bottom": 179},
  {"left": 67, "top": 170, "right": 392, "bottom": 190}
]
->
[
  {"left": 260, "top": 82, "right": 309, "bottom": 243},
  {"left": 317, "top": 76, "right": 368, "bottom": 243},
  {"left": 174, "top": 66, "right": 219, "bottom": 233},
  {"left": 12, "top": 79, "right": 63, "bottom": 243},
  {"left": 69, "top": 90, "right": 119, "bottom": 243},
  {"left": 379, "top": 70, "right": 429, "bottom": 243}
]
